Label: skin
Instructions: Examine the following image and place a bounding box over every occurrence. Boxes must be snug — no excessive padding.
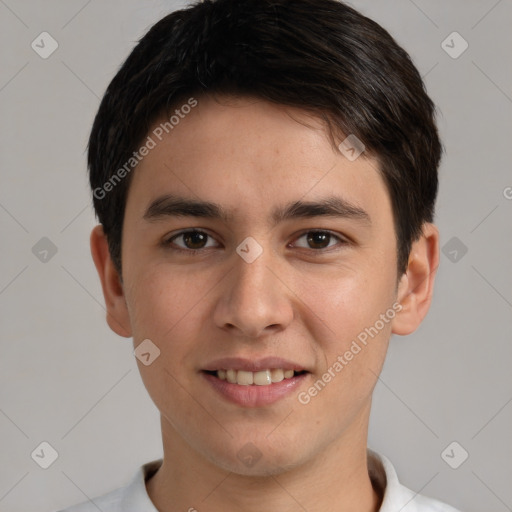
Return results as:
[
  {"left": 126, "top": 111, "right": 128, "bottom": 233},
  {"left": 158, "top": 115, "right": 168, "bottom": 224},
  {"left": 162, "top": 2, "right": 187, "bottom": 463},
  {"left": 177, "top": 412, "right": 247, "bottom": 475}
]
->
[{"left": 91, "top": 95, "right": 439, "bottom": 512}]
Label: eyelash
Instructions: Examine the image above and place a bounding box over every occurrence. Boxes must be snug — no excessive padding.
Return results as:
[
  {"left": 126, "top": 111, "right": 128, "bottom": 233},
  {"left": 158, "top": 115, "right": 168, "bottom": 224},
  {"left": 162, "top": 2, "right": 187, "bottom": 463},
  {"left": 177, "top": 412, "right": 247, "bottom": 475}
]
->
[{"left": 162, "top": 229, "right": 349, "bottom": 255}]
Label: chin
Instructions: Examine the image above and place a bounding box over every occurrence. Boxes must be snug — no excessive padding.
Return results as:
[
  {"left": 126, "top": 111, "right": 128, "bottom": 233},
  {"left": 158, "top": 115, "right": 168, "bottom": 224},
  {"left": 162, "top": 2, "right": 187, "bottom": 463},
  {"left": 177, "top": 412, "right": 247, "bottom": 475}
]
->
[
  {"left": 216, "top": 456, "right": 302, "bottom": 477},
  {"left": 205, "top": 438, "right": 309, "bottom": 477}
]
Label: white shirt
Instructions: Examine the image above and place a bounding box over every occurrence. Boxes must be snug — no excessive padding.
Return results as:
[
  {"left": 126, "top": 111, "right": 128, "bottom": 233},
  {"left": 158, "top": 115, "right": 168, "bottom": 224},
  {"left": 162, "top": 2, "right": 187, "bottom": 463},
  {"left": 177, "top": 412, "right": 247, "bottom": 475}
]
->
[{"left": 56, "top": 450, "right": 461, "bottom": 512}]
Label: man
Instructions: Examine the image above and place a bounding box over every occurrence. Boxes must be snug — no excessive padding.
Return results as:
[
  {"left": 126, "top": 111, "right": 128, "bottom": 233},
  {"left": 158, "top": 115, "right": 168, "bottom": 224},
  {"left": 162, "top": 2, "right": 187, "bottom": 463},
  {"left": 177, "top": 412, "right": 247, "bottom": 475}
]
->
[{"left": 59, "top": 0, "right": 461, "bottom": 510}]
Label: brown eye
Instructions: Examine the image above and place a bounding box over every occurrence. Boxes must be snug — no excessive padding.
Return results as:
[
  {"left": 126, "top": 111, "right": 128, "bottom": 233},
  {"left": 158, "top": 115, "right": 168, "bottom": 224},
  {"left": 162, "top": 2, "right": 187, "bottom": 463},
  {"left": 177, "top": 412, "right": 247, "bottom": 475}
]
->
[
  {"left": 164, "top": 230, "right": 217, "bottom": 252},
  {"left": 181, "top": 231, "right": 208, "bottom": 250},
  {"left": 293, "top": 230, "right": 346, "bottom": 251},
  {"left": 306, "top": 231, "right": 330, "bottom": 249}
]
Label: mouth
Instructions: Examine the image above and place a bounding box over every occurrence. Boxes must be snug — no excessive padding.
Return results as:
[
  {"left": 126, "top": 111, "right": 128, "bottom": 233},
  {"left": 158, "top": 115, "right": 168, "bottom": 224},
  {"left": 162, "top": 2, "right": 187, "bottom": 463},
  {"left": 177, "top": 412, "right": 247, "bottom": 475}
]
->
[
  {"left": 203, "top": 368, "right": 308, "bottom": 386},
  {"left": 200, "top": 355, "right": 312, "bottom": 407},
  {"left": 200, "top": 357, "right": 310, "bottom": 407}
]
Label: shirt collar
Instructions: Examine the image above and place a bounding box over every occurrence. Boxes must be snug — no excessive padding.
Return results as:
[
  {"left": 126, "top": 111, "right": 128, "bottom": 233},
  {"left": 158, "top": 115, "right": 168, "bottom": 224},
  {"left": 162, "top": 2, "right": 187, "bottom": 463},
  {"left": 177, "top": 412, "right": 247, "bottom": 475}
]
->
[
  {"left": 123, "top": 450, "right": 452, "bottom": 512},
  {"left": 118, "top": 458, "right": 162, "bottom": 511}
]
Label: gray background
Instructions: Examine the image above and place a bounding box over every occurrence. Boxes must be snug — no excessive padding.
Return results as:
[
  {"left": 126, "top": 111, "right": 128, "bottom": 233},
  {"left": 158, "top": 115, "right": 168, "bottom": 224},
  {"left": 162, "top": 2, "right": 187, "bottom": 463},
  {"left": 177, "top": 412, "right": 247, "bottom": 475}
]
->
[{"left": 1, "top": 1, "right": 511, "bottom": 511}]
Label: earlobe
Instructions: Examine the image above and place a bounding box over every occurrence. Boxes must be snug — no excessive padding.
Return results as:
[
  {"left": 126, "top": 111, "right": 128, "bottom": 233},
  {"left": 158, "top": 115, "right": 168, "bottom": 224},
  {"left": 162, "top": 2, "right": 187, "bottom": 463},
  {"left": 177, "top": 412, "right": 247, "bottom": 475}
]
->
[
  {"left": 391, "top": 223, "right": 440, "bottom": 336},
  {"left": 90, "top": 225, "right": 132, "bottom": 338}
]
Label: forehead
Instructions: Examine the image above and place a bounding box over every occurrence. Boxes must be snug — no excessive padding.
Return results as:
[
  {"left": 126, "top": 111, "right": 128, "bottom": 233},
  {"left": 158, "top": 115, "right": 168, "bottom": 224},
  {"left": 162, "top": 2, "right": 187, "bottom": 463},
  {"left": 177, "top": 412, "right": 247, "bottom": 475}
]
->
[{"left": 125, "top": 95, "right": 390, "bottom": 223}]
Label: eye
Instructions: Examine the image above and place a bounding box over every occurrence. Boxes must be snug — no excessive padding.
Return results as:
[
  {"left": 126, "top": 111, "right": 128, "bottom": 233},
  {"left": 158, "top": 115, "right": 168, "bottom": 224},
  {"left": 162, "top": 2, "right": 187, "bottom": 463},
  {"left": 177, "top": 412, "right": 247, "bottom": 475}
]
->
[
  {"left": 162, "top": 229, "right": 348, "bottom": 255},
  {"left": 163, "top": 229, "right": 218, "bottom": 253},
  {"left": 292, "top": 230, "right": 347, "bottom": 251}
]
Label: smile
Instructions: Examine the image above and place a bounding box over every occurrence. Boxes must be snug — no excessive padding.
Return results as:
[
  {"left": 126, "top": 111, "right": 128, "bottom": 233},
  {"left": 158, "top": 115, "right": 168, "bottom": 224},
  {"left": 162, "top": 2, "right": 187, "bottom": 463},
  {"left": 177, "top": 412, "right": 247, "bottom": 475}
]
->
[
  {"left": 202, "top": 369, "right": 309, "bottom": 407},
  {"left": 207, "top": 368, "right": 305, "bottom": 386}
]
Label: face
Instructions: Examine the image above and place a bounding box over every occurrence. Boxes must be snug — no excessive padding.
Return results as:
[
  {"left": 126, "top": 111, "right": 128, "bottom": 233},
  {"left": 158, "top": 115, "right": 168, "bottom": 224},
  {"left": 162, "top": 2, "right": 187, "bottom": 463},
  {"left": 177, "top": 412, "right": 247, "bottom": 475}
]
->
[{"left": 93, "top": 95, "right": 433, "bottom": 476}]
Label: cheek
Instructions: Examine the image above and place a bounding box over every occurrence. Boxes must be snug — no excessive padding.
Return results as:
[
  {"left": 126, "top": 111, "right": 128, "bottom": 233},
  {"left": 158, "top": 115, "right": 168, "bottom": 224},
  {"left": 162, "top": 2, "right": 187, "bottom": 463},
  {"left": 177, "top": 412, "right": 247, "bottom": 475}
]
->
[
  {"left": 297, "top": 264, "right": 395, "bottom": 397},
  {"left": 125, "top": 267, "right": 209, "bottom": 412},
  {"left": 126, "top": 264, "right": 209, "bottom": 341},
  {"left": 304, "top": 265, "right": 395, "bottom": 340}
]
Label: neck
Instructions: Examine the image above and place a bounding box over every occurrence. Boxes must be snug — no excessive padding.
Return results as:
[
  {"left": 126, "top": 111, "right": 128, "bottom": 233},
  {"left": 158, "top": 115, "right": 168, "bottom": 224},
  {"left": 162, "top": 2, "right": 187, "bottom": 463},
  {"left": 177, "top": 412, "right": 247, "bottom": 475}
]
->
[{"left": 146, "top": 411, "right": 382, "bottom": 512}]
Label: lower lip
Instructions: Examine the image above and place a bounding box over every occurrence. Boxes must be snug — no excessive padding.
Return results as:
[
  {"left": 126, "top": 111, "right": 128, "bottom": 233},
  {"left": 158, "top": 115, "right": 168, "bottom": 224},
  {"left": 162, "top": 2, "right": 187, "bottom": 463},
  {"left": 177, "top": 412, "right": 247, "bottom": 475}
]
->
[{"left": 202, "top": 371, "right": 309, "bottom": 407}]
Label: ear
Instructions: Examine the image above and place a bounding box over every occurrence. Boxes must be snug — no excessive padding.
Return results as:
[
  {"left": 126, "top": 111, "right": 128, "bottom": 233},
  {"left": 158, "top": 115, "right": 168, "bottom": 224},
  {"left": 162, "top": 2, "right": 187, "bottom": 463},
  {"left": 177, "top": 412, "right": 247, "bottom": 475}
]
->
[
  {"left": 90, "top": 225, "right": 132, "bottom": 338},
  {"left": 392, "top": 223, "right": 440, "bottom": 336}
]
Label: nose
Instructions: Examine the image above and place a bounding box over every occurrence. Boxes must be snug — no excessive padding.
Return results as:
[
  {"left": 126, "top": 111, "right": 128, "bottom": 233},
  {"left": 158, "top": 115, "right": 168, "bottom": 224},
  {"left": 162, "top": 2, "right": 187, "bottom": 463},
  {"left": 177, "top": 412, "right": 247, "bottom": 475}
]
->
[{"left": 212, "top": 243, "right": 294, "bottom": 339}]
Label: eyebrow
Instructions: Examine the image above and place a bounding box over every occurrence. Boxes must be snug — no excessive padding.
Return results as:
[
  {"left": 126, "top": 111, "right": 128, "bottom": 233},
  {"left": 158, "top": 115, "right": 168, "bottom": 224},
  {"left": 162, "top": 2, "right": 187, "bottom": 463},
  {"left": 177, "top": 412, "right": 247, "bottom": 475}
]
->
[{"left": 143, "top": 193, "right": 371, "bottom": 226}]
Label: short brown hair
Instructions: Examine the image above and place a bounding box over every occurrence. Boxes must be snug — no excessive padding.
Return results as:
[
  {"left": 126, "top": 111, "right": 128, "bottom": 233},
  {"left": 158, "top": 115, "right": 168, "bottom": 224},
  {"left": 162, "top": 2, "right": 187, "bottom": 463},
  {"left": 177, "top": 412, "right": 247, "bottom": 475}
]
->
[{"left": 88, "top": 0, "right": 442, "bottom": 277}]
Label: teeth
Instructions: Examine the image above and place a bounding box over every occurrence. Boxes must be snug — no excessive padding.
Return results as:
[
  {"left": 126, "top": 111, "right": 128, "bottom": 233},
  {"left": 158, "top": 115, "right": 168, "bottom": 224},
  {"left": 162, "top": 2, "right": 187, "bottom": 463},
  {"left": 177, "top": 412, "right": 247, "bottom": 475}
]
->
[
  {"left": 237, "top": 370, "right": 254, "bottom": 385},
  {"left": 215, "top": 368, "right": 300, "bottom": 386},
  {"left": 253, "top": 370, "right": 272, "bottom": 386},
  {"left": 270, "top": 368, "right": 284, "bottom": 383}
]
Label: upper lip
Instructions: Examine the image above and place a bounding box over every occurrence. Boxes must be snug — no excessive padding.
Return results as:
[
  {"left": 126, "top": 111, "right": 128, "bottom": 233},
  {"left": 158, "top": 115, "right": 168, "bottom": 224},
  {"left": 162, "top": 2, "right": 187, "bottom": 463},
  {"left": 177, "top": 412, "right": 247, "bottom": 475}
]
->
[{"left": 202, "top": 356, "right": 307, "bottom": 373}]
